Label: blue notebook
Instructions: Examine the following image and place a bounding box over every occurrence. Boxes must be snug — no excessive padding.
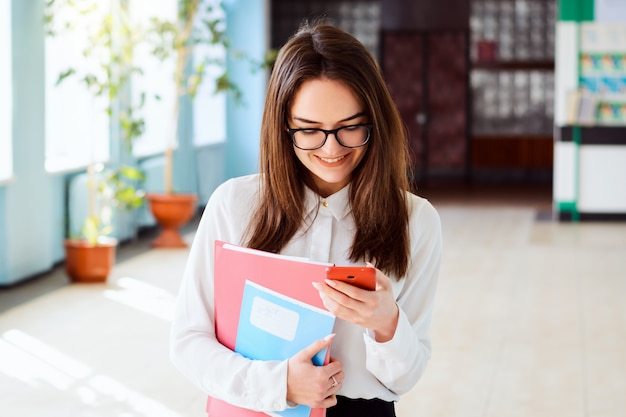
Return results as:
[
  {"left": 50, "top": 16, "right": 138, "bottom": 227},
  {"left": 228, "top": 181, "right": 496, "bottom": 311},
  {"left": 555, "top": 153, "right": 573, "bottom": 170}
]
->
[{"left": 235, "top": 280, "right": 336, "bottom": 417}]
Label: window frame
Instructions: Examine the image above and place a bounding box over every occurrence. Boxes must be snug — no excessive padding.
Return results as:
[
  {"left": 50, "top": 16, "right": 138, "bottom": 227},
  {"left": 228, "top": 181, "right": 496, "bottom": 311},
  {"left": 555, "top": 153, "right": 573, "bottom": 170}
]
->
[
  {"left": 0, "top": 0, "right": 14, "bottom": 183},
  {"left": 44, "top": 1, "right": 112, "bottom": 174}
]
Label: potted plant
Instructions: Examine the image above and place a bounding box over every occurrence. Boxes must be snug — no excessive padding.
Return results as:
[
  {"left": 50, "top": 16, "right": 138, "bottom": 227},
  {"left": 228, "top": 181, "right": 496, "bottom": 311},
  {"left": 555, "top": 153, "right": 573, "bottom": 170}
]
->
[
  {"left": 46, "top": 0, "right": 147, "bottom": 282},
  {"left": 64, "top": 164, "right": 145, "bottom": 283},
  {"left": 143, "top": 0, "right": 240, "bottom": 248}
]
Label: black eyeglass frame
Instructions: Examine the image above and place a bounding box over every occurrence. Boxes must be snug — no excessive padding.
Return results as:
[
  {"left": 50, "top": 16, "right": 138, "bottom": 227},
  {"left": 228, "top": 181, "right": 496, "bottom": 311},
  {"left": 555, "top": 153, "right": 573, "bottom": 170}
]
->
[{"left": 286, "top": 123, "right": 373, "bottom": 150}]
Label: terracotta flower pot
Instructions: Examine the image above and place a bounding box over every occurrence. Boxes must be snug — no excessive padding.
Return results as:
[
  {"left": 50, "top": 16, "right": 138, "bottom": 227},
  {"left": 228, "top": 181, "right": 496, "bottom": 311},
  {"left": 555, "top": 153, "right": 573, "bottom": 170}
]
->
[
  {"left": 147, "top": 192, "right": 198, "bottom": 248},
  {"left": 64, "top": 237, "right": 117, "bottom": 283}
]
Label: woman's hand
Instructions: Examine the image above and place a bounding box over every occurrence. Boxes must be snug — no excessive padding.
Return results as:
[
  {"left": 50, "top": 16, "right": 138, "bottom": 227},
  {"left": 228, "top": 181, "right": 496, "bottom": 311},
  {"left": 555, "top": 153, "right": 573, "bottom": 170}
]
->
[
  {"left": 287, "top": 335, "right": 344, "bottom": 408},
  {"left": 313, "top": 263, "right": 399, "bottom": 342}
]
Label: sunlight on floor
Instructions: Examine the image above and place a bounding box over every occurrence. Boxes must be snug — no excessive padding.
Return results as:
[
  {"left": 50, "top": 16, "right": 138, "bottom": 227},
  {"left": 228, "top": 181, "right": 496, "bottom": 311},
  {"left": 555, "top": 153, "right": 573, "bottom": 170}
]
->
[
  {"left": 104, "top": 276, "right": 177, "bottom": 322},
  {"left": 0, "top": 329, "right": 184, "bottom": 417}
]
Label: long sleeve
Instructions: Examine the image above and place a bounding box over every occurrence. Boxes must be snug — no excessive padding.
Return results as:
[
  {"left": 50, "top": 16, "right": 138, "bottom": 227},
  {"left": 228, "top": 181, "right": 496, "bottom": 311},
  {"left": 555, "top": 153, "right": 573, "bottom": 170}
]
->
[
  {"left": 169, "top": 176, "right": 291, "bottom": 412},
  {"left": 363, "top": 198, "right": 442, "bottom": 396}
]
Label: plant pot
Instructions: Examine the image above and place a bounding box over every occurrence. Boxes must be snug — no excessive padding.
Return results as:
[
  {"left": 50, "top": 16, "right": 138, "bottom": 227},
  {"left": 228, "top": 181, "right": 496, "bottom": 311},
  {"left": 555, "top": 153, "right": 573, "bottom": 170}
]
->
[
  {"left": 64, "top": 237, "right": 118, "bottom": 283},
  {"left": 146, "top": 192, "right": 198, "bottom": 248}
]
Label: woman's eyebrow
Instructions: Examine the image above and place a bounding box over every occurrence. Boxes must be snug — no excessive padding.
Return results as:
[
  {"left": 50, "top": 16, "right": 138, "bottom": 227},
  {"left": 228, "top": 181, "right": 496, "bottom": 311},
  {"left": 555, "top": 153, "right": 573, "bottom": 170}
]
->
[
  {"left": 292, "top": 112, "right": 366, "bottom": 125},
  {"left": 339, "top": 112, "right": 366, "bottom": 123}
]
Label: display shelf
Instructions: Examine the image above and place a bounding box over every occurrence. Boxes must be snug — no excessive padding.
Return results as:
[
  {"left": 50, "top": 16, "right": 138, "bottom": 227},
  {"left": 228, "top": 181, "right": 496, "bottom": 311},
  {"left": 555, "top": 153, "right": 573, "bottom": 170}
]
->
[{"left": 472, "top": 60, "right": 554, "bottom": 70}]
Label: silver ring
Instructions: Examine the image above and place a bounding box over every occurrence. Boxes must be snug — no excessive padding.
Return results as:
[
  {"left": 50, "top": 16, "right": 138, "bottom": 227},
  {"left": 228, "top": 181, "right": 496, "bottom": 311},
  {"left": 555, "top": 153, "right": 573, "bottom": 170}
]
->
[{"left": 330, "top": 375, "right": 338, "bottom": 388}]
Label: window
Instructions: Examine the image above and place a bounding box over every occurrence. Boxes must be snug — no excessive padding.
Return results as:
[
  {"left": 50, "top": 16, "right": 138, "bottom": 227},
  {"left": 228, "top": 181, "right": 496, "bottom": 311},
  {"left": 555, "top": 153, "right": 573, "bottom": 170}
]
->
[
  {"left": 45, "top": 1, "right": 111, "bottom": 173},
  {"left": 192, "top": 55, "right": 227, "bottom": 146},
  {"left": 130, "top": 0, "right": 178, "bottom": 157},
  {"left": 192, "top": 3, "right": 227, "bottom": 146},
  {"left": 130, "top": 0, "right": 227, "bottom": 157},
  {"left": 0, "top": 0, "right": 13, "bottom": 181},
  {"left": 44, "top": 0, "right": 228, "bottom": 168}
]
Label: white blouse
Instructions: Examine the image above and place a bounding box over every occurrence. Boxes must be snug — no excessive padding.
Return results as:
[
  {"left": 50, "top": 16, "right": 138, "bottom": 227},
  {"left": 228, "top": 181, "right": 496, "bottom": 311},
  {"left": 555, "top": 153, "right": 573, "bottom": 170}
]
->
[{"left": 170, "top": 174, "right": 442, "bottom": 413}]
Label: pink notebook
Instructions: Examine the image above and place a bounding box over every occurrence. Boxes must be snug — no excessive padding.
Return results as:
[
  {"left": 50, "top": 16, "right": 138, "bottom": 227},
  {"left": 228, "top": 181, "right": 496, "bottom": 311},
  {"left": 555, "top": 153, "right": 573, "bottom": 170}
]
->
[{"left": 207, "top": 241, "right": 334, "bottom": 417}]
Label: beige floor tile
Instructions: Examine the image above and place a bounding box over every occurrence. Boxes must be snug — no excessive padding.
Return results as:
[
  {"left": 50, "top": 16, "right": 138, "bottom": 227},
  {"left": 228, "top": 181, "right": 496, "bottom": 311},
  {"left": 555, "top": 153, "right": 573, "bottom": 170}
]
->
[
  {"left": 485, "top": 343, "right": 585, "bottom": 417},
  {"left": 398, "top": 206, "right": 626, "bottom": 417},
  {"left": 398, "top": 332, "right": 514, "bottom": 416},
  {"left": 580, "top": 261, "right": 626, "bottom": 417},
  {"left": 585, "top": 349, "right": 626, "bottom": 417}
]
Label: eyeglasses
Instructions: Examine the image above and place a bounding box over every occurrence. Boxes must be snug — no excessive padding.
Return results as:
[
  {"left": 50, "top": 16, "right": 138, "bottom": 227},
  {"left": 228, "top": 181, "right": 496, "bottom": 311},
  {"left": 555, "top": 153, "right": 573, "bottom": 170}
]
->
[{"left": 287, "top": 123, "right": 373, "bottom": 150}]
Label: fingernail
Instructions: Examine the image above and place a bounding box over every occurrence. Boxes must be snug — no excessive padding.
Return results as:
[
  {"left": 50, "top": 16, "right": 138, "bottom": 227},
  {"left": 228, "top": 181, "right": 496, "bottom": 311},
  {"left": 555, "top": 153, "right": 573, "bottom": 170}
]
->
[
  {"left": 323, "top": 333, "right": 336, "bottom": 342},
  {"left": 324, "top": 279, "right": 337, "bottom": 287},
  {"left": 312, "top": 282, "right": 321, "bottom": 290}
]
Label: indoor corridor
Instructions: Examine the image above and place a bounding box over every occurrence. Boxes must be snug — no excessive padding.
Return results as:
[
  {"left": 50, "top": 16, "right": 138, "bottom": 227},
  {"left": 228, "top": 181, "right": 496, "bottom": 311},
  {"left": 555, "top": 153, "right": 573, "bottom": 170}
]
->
[{"left": 1, "top": 185, "right": 625, "bottom": 417}]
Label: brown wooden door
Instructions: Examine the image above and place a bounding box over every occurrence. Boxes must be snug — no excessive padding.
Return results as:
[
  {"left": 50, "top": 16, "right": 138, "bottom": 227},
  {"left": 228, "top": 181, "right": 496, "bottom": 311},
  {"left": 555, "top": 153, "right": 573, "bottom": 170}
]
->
[{"left": 382, "top": 31, "right": 469, "bottom": 182}]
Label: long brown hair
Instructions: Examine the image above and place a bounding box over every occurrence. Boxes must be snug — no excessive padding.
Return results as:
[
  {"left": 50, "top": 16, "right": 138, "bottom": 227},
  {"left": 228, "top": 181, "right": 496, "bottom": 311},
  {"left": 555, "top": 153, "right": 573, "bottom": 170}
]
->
[{"left": 245, "top": 21, "right": 412, "bottom": 278}]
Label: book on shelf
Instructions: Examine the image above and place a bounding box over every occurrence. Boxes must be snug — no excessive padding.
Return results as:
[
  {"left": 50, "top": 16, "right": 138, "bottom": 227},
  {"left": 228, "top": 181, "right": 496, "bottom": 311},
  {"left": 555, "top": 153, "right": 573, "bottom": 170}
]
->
[
  {"left": 566, "top": 89, "right": 597, "bottom": 125},
  {"left": 207, "top": 240, "right": 336, "bottom": 417}
]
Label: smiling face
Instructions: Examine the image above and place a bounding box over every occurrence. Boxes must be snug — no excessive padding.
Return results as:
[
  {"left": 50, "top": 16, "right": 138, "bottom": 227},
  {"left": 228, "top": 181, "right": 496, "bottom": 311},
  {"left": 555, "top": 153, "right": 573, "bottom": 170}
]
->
[{"left": 288, "top": 78, "right": 369, "bottom": 197}]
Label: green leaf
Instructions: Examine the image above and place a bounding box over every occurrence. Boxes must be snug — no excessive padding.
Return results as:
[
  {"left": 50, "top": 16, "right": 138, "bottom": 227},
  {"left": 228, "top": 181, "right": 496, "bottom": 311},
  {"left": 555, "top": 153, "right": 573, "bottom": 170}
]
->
[
  {"left": 119, "top": 166, "right": 146, "bottom": 181},
  {"left": 56, "top": 68, "right": 76, "bottom": 86},
  {"left": 82, "top": 216, "right": 105, "bottom": 245}
]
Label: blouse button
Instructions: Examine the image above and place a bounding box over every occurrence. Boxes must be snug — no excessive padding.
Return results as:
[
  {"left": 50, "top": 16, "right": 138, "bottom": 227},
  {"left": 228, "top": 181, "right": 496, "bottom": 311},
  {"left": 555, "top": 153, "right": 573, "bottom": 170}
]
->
[{"left": 322, "top": 201, "right": 328, "bottom": 207}]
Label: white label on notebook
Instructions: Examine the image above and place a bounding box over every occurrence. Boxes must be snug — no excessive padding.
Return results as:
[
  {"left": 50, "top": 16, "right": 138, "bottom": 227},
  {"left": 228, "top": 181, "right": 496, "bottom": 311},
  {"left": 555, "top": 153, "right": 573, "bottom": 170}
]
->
[{"left": 249, "top": 296, "right": 299, "bottom": 342}]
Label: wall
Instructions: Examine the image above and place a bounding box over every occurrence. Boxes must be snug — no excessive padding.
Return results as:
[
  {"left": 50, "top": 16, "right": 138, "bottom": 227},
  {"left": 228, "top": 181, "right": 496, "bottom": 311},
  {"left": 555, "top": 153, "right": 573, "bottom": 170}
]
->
[
  {"left": 0, "top": 189, "right": 7, "bottom": 281},
  {"left": 0, "top": 0, "right": 58, "bottom": 285},
  {"left": 224, "top": 0, "right": 268, "bottom": 178}
]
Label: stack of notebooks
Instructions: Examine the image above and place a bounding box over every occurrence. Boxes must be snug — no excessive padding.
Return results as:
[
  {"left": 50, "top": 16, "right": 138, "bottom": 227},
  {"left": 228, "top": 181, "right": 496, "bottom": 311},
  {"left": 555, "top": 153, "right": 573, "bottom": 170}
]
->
[{"left": 208, "top": 241, "right": 336, "bottom": 417}]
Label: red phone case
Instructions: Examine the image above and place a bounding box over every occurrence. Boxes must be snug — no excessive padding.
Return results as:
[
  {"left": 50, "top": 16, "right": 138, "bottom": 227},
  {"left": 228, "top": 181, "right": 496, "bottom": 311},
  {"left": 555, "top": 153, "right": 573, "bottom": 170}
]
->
[{"left": 325, "top": 266, "right": 376, "bottom": 290}]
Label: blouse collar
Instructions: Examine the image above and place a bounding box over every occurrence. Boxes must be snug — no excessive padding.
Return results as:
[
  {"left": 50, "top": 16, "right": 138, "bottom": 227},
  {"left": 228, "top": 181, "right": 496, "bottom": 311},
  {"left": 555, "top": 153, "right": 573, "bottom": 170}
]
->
[{"left": 304, "top": 184, "right": 352, "bottom": 220}]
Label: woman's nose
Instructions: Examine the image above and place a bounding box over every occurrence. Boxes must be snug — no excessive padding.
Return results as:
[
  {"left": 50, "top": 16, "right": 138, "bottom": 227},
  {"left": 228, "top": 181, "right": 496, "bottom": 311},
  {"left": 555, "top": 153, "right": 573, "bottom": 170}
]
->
[{"left": 321, "top": 132, "right": 343, "bottom": 153}]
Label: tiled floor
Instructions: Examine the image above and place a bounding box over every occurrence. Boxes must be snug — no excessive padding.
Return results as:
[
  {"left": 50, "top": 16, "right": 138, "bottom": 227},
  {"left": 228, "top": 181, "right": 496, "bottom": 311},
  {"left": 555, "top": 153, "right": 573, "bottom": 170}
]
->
[{"left": 1, "top": 185, "right": 625, "bottom": 417}]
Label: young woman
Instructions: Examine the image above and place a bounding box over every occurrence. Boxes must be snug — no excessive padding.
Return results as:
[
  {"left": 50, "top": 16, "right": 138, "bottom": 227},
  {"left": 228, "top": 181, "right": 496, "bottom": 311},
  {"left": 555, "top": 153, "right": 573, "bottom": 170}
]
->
[{"left": 170, "top": 21, "right": 442, "bottom": 417}]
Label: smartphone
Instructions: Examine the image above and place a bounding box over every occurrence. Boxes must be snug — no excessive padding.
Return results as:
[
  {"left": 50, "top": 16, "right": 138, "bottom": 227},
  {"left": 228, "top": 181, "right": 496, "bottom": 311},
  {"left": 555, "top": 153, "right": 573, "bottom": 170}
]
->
[{"left": 325, "top": 266, "right": 376, "bottom": 290}]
